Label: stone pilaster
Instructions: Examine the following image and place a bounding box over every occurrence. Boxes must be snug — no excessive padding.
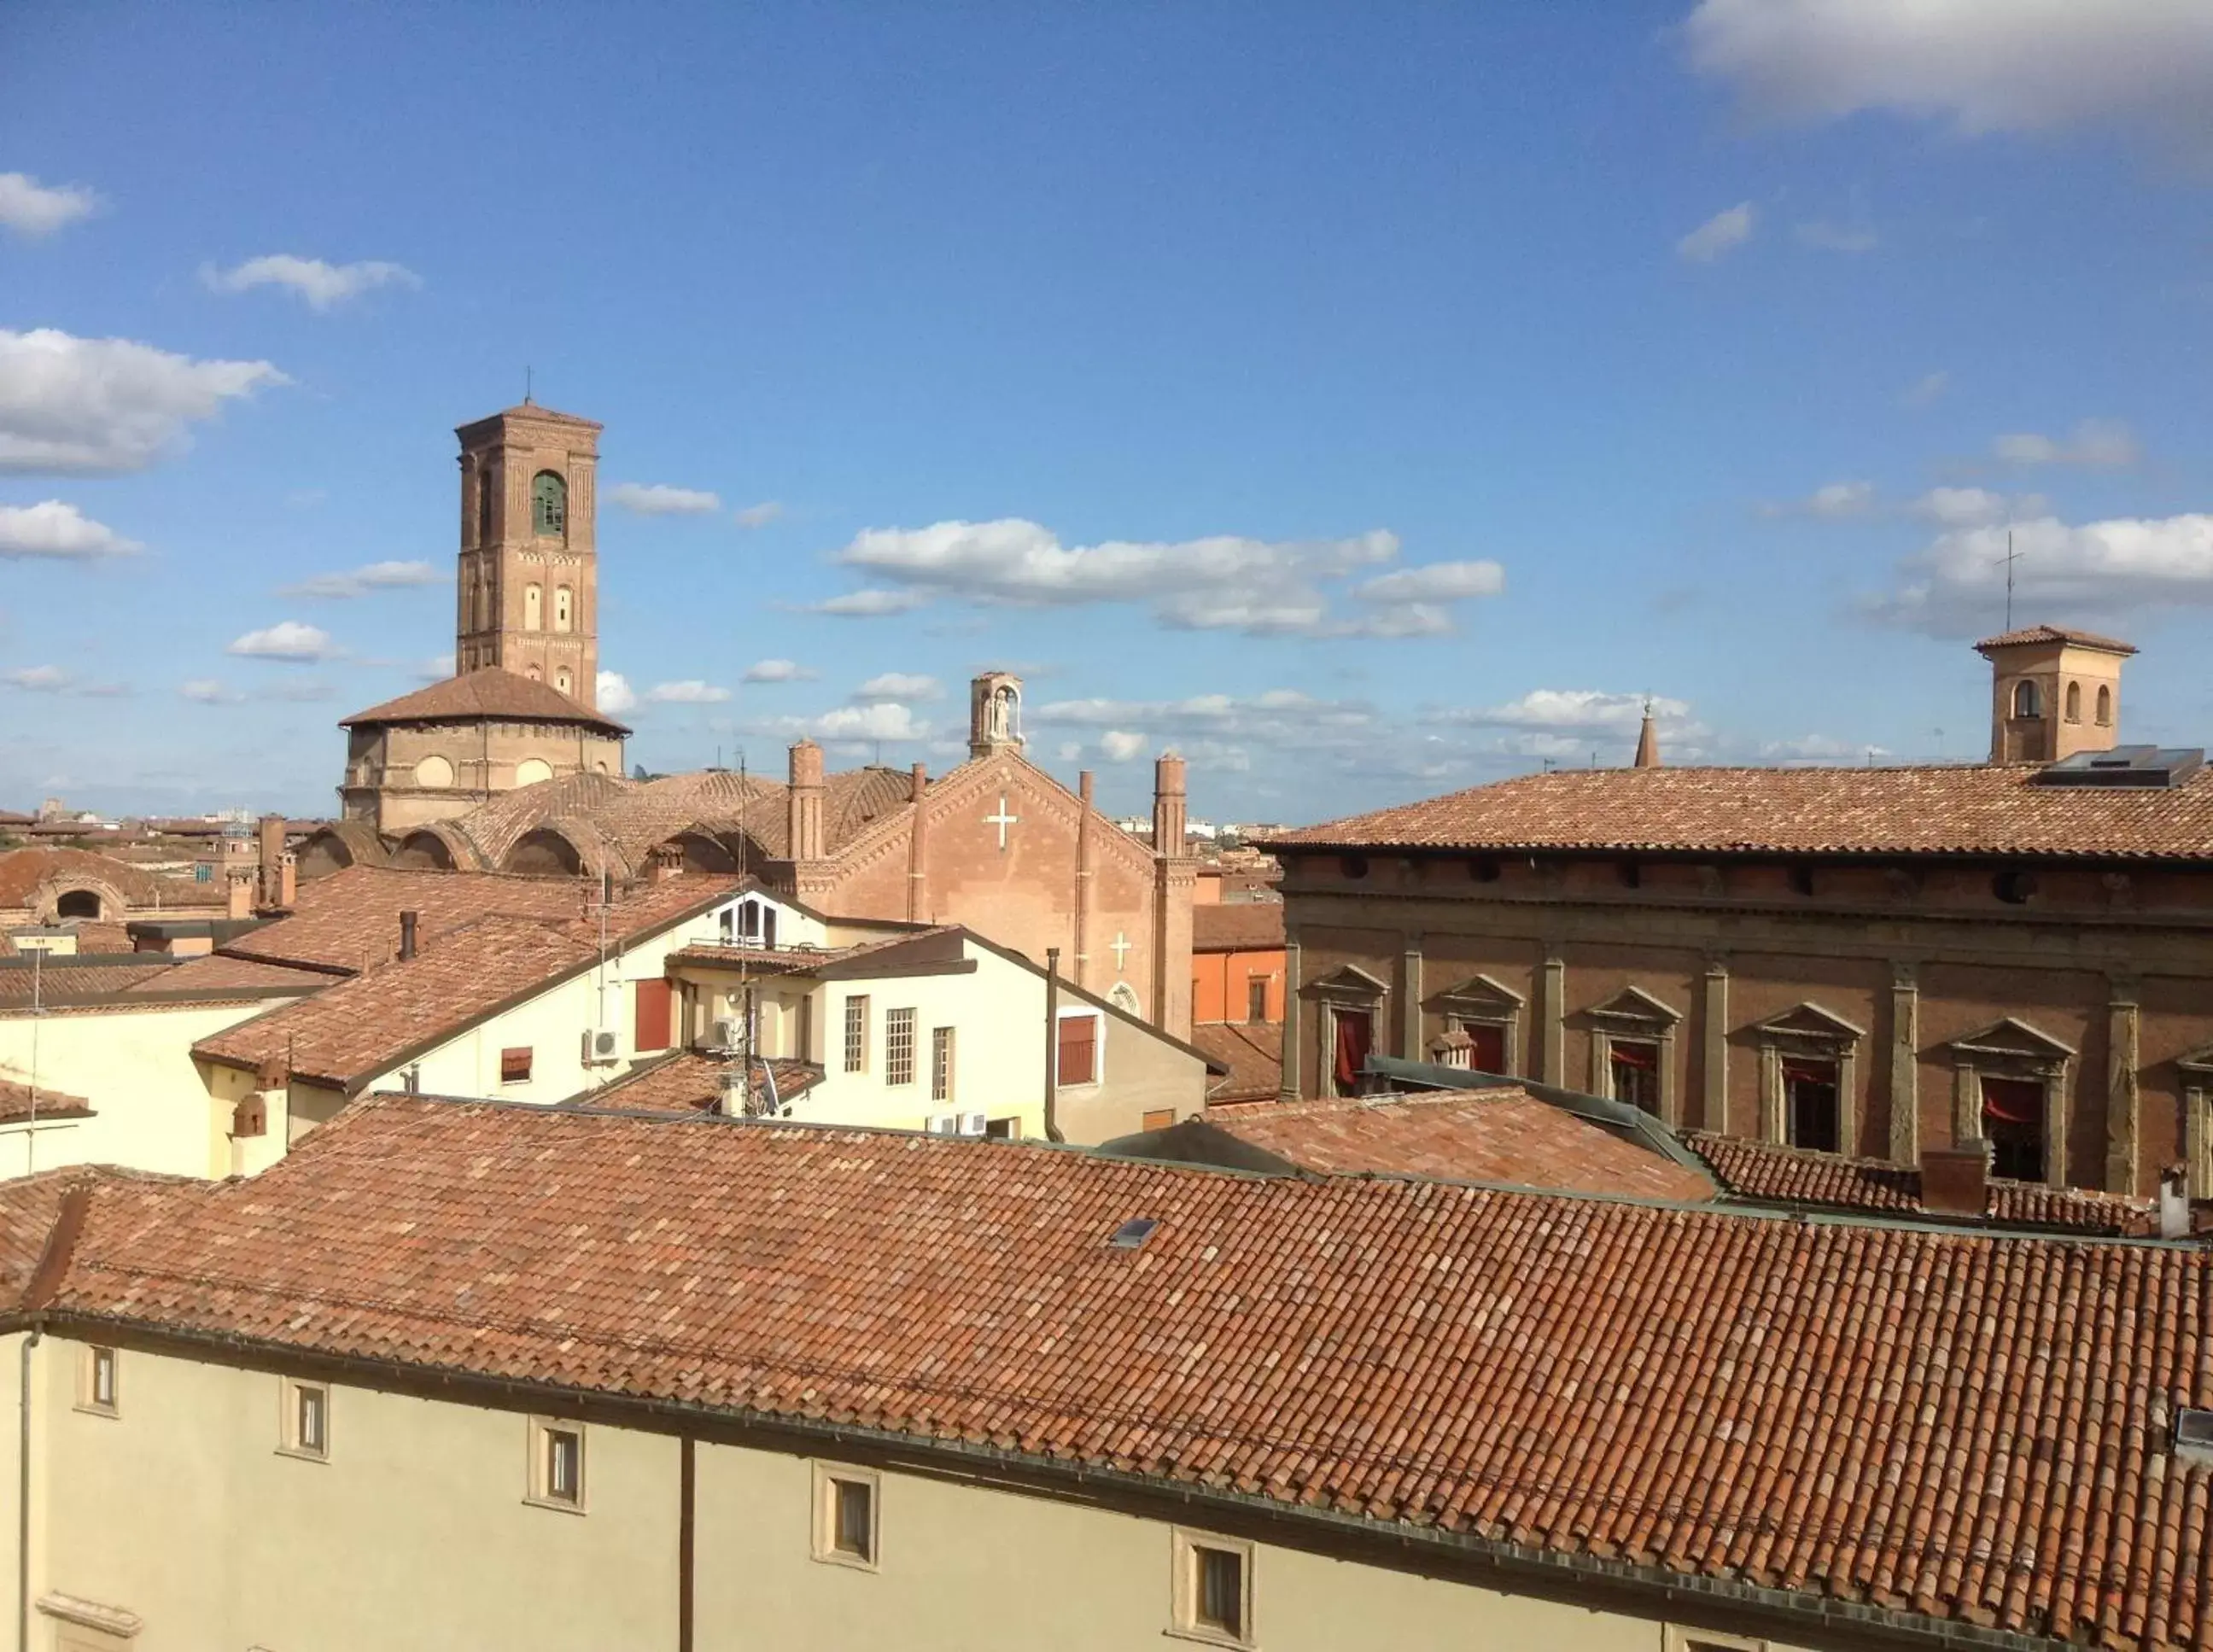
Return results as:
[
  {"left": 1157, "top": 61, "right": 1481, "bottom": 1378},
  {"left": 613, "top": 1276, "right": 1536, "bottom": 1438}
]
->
[
  {"left": 2106, "top": 978, "right": 2140, "bottom": 1194},
  {"left": 1401, "top": 937, "right": 1423, "bottom": 1059},
  {"left": 1280, "top": 936, "right": 1303, "bottom": 1100},
  {"left": 1540, "top": 951, "right": 1565, "bottom": 1085},
  {"left": 1888, "top": 963, "right": 1919, "bottom": 1165},
  {"left": 1701, "top": 958, "right": 1729, "bottom": 1134}
]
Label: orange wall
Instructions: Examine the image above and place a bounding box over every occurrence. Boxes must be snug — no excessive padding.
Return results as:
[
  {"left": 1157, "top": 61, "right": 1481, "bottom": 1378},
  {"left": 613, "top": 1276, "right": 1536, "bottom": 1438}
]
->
[{"left": 1193, "top": 945, "right": 1286, "bottom": 1024}]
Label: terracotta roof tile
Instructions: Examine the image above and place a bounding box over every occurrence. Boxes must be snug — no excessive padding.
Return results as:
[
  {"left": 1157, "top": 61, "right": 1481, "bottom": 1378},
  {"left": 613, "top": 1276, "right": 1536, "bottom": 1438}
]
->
[
  {"left": 1190, "top": 902, "right": 1285, "bottom": 953},
  {"left": 1687, "top": 1130, "right": 2153, "bottom": 1233},
  {"left": 1976, "top": 623, "right": 2137, "bottom": 654},
  {"left": 1209, "top": 1088, "right": 1715, "bottom": 1202},
  {"left": 0, "top": 959, "right": 178, "bottom": 1006},
  {"left": 1265, "top": 761, "right": 2213, "bottom": 861},
  {"left": 585, "top": 1051, "right": 820, "bottom": 1114},
  {"left": 33, "top": 1094, "right": 2213, "bottom": 1647},
  {"left": 218, "top": 865, "right": 602, "bottom": 974},
  {"left": 0, "top": 846, "right": 221, "bottom": 911},
  {"left": 340, "top": 668, "right": 629, "bottom": 735},
  {"left": 119, "top": 954, "right": 332, "bottom": 996},
  {"left": 0, "top": 1079, "right": 92, "bottom": 1121},
  {"left": 1190, "top": 1022, "right": 1282, "bottom": 1102}
]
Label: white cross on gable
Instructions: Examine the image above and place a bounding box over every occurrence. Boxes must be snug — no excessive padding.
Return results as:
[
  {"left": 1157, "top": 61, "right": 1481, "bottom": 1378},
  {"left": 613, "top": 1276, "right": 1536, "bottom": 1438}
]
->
[
  {"left": 1110, "top": 931, "right": 1131, "bottom": 969},
  {"left": 984, "top": 794, "right": 1019, "bottom": 851}
]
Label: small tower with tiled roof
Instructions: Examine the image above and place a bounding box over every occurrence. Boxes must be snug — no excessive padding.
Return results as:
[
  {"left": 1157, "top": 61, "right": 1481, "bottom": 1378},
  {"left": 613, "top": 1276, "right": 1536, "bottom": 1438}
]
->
[
  {"left": 1632, "top": 701, "right": 1660, "bottom": 768},
  {"left": 1975, "top": 624, "right": 2134, "bottom": 764}
]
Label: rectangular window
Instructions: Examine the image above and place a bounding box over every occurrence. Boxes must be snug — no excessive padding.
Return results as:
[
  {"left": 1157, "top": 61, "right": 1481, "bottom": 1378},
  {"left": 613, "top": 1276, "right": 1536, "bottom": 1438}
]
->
[
  {"left": 1330, "top": 1007, "right": 1372, "bottom": 1096},
  {"left": 1450, "top": 1017, "right": 1508, "bottom": 1074},
  {"left": 812, "top": 1462, "right": 880, "bottom": 1570},
  {"left": 1982, "top": 1076, "right": 2046, "bottom": 1182},
  {"left": 280, "top": 1376, "right": 329, "bottom": 1461},
  {"left": 931, "top": 1026, "right": 955, "bottom": 1102},
  {"left": 1171, "top": 1529, "right": 1254, "bottom": 1647},
  {"left": 1784, "top": 1059, "right": 1841, "bottom": 1153},
  {"left": 885, "top": 1008, "right": 916, "bottom": 1086},
  {"left": 528, "top": 1417, "right": 586, "bottom": 1511},
  {"left": 1609, "top": 1040, "right": 1661, "bottom": 1115},
  {"left": 1246, "top": 977, "right": 1270, "bottom": 1024},
  {"left": 500, "top": 1046, "right": 533, "bottom": 1084},
  {"left": 1057, "top": 1013, "right": 1100, "bottom": 1087},
  {"left": 984, "top": 1116, "right": 1020, "bottom": 1141},
  {"left": 79, "top": 1346, "right": 119, "bottom": 1417},
  {"left": 844, "top": 995, "right": 868, "bottom": 1074}
]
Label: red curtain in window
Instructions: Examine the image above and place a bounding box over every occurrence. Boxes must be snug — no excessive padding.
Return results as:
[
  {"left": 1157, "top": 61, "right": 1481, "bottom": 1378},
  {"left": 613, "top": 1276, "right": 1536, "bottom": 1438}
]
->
[
  {"left": 1333, "top": 1010, "right": 1373, "bottom": 1089},
  {"left": 1782, "top": 1058, "right": 1836, "bottom": 1086},
  {"left": 1466, "top": 1021, "right": 1507, "bottom": 1073},
  {"left": 1981, "top": 1077, "right": 2043, "bottom": 1126},
  {"left": 1609, "top": 1041, "right": 1658, "bottom": 1070}
]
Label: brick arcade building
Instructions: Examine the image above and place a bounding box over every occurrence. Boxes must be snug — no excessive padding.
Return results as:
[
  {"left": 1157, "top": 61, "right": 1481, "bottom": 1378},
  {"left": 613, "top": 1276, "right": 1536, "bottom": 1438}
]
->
[{"left": 1263, "top": 626, "right": 2213, "bottom": 1198}]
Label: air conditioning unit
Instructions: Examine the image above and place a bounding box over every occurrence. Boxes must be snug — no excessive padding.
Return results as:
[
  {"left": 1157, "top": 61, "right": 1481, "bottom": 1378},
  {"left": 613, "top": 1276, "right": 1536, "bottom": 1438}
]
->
[
  {"left": 959, "top": 1111, "right": 987, "bottom": 1138},
  {"left": 925, "top": 1112, "right": 961, "bottom": 1135},
  {"left": 580, "top": 1028, "right": 621, "bottom": 1065},
  {"left": 711, "top": 1016, "right": 741, "bottom": 1051}
]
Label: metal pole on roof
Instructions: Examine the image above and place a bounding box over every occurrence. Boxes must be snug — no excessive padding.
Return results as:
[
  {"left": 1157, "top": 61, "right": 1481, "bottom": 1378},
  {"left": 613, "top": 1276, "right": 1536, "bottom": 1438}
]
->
[{"left": 1043, "top": 948, "right": 1062, "bottom": 1144}]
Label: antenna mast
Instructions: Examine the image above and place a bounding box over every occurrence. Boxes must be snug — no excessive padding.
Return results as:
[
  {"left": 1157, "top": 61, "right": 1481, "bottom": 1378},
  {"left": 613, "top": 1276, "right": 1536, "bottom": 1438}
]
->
[{"left": 1994, "top": 529, "right": 2023, "bottom": 631}]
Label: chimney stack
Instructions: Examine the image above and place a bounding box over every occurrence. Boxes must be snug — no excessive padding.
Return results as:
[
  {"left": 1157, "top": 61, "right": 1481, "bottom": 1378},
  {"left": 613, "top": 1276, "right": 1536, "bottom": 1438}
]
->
[
  {"left": 399, "top": 909, "right": 420, "bottom": 962},
  {"left": 255, "top": 814, "right": 286, "bottom": 910},
  {"left": 787, "top": 739, "right": 826, "bottom": 862},
  {"left": 1919, "top": 1136, "right": 1991, "bottom": 1217},
  {"left": 1152, "top": 752, "right": 1188, "bottom": 856},
  {"left": 1633, "top": 703, "right": 1661, "bottom": 769}
]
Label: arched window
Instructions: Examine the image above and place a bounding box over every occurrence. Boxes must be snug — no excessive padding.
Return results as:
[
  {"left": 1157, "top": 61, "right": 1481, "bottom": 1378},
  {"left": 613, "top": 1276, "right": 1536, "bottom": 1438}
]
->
[
  {"left": 476, "top": 466, "right": 494, "bottom": 544},
  {"left": 2097, "top": 685, "right": 2113, "bottom": 726},
  {"left": 2012, "top": 680, "right": 2041, "bottom": 719},
  {"left": 553, "top": 586, "right": 572, "bottom": 632},
  {"left": 554, "top": 668, "right": 572, "bottom": 695},
  {"left": 55, "top": 889, "right": 102, "bottom": 919},
  {"left": 526, "top": 663, "right": 542, "bottom": 682},
  {"left": 533, "top": 471, "right": 567, "bottom": 537},
  {"left": 524, "top": 584, "right": 542, "bottom": 630},
  {"left": 2064, "top": 681, "right": 2082, "bottom": 722}
]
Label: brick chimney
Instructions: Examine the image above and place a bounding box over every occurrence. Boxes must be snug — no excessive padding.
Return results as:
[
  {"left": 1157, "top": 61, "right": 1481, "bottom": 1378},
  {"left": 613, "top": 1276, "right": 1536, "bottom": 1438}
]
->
[
  {"left": 255, "top": 814, "right": 294, "bottom": 911},
  {"left": 399, "top": 909, "right": 420, "bottom": 962},
  {"left": 1152, "top": 752, "right": 1188, "bottom": 856},
  {"left": 787, "top": 739, "right": 826, "bottom": 862},
  {"left": 1920, "top": 1136, "right": 1991, "bottom": 1217}
]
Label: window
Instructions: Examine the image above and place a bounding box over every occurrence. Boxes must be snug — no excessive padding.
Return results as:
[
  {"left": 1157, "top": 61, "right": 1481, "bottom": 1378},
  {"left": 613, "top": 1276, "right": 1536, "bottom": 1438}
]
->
[
  {"left": 55, "top": 888, "right": 102, "bottom": 919},
  {"left": 527, "top": 1417, "right": 586, "bottom": 1511},
  {"left": 78, "top": 1346, "right": 119, "bottom": 1417},
  {"left": 533, "top": 470, "right": 567, "bottom": 536},
  {"left": 1142, "top": 1108, "right": 1175, "bottom": 1131},
  {"left": 555, "top": 668, "right": 571, "bottom": 695},
  {"left": 1609, "top": 1039, "right": 1661, "bottom": 1114},
  {"left": 476, "top": 466, "right": 494, "bottom": 543},
  {"left": 734, "top": 899, "right": 777, "bottom": 949},
  {"left": 984, "top": 1116, "right": 1020, "bottom": 1141},
  {"left": 811, "top": 1462, "right": 879, "bottom": 1569},
  {"left": 844, "top": 995, "right": 868, "bottom": 1073},
  {"left": 1784, "top": 1059, "right": 1840, "bottom": 1153},
  {"left": 524, "top": 582, "right": 543, "bottom": 630},
  {"left": 1982, "top": 1077, "right": 2046, "bottom": 1182},
  {"left": 1330, "top": 1007, "right": 1371, "bottom": 1096},
  {"left": 1057, "top": 1013, "right": 1100, "bottom": 1087},
  {"left": 2064, "top": 680, "right": 2082, "bottom": 721},
  {"left": 2097, "top": 684, "right": 2113, "bottom": 726},
  {"left": 2012, "top": 679, "right": 2041, "bottom": 719},
  {"left": 634, "top": 978, "right": 673, "bottom": 1054},
  {"left": 1448, "top": 1015, "right": 1508, "bottom": 1073},
  {"left": 1171, "top": 1529, "right": 1253, "bottom": 1647},
  {"left": 500, "top": 1046, "right": 533, "bottom": 1084},
  {"left": 554, "top": 585, "right": 573, "bottom": 633},
  {"left": 885, "top": 1007, "right": 916, "bottom": 1086},
  {"left": 280, "top": 1377, "right": 329, "bottom": 1461},
  {"left": 1246, "top": 977, "right": 1269, "bottom": 1024},
  {"left": 931, "top": 1026, "right": 955, "bottom": 1102}
]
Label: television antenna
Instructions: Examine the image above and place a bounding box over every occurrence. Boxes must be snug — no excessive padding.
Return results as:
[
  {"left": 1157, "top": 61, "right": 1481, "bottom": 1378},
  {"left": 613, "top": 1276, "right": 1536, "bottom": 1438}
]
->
[{"left": 1993, "top": 530, "right": 2024, "bottom": 631}]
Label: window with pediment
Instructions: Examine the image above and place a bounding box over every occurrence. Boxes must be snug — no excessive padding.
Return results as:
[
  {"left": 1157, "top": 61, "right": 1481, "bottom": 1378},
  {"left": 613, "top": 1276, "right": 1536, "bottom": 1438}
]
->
[
  {"left": 1577, "top": 987, "right": 1683, "bottom": 1123},
  {"left": 1303, "top": 965, "right": 1387, "bottom": 1097},
  {"left": 1946, "top": 1018, "right": 2074, "bottom": 1188},
  {"left": 1751, "top": 1002, "right": 1866, "bottom": 1156},
  {"left": 1425, "top": 972, "right": 1525, "bottom": 1077}
]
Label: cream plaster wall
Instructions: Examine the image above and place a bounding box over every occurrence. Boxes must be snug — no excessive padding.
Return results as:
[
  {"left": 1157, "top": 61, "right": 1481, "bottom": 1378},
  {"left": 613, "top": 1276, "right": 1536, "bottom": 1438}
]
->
[
  {"left": 6, "top": 1336, "right": 1819, "bottom": 1652},
  {"left": 0, "top": 998, "right": 309, "bottom": 1179}
]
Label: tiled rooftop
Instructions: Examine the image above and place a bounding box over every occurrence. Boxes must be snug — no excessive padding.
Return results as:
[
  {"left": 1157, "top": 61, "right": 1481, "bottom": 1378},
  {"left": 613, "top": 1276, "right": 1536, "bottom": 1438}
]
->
[
  {"left": 1265, "top": 760, "right": 2213, "bottom": 861},
  {"left": 0, "top": 845, "right": 223, "bottom": 911},
  {"left": 0, "top": 959, "right": 178, "bottom": 1007},
  {"left": 1189, "top": 1022, "right": 1282, "bottom": 1103},
  {"left": 0, "top": 1079, "right": 93, "bottom": 1121},
  {"left": 583, "top": 1050, "right": 820, "bottom": 1114},
  {"left": 1976, "top": 623, "right": 2137, "bottom": 654},
  {"left": 1190, "top": 902, "right": 1285, "bottom": 952},
  {"left": 340, "top": 667, "right": 630, "bottom": 734},
  {"left": 22, "top": 1093, "right": 2213, "bottom": 1647},
  {"left": 1688, "top": 1130, "right": 2155, "bottom": 1234},
  {"left": 1207, "top": 1089, "right": 1716, "bottom": 1202}
]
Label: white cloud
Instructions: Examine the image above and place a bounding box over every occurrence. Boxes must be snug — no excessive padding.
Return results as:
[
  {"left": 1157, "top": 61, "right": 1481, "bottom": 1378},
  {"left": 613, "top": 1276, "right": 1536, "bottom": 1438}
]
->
[
  {"left": 0, "top": 500, "right": 138, "bottom": 560},
  {"left": 1902, "top": 371, "right": 1950, "bottom": 407},
  {"left": 1685, "top": 0, "right": 2213, "bottom": 164},
  {"left": 1992, "top": 420, "right": 2140, "bottom": 468},
  {"left": 226, "top": 621, "right": 337, "bottom": 662},
  {"left": 0, "top": 173, "right": 100, "bottom": 238},
  {"left": 644, "top": 680, "right": 732, "bottom": 704},
  {"left": 0, "top": 328, "right": 286, "bottom": 475},
  {"left": 804, "top": 587, "right": 930, "bottom": 618},
  {"left": 1677, "top": 201, "right": 1755, "bottom": 262},
  {"left": 741, "top": 659, "right": 816, "bottom": 683},
  {"left": 1100, "top": 730, "right": 1147, "bottom": 762},
  {"left": 1769, "top": 479, "right": 1877, "bottom": 519},
  {"left": 2, "top": 665, "right": 69, "bottom": 692},
  {"left": 1869, "top": 511, "right": 2213, "bottom": 634},
  {"left": 834, "top": 518, "right": 1495, "bottom": 638},
  {"left": 1795, "top": 219, "right": 1877, "bottom": 253},
  {"left": 609, "top": 482, "right": 721, "bottom": 516},
  {"left": 420, "top": 653, "right": 457, "bottom": 681},
  {"left": 736, "top": 500, "right": 785, "bottom": 529},
  {"left": 1428, "top": 689, "right": 1693, "bottom": 734},
  {"left": 596, "top": 671, "right": 638, "bottom": 715},
  {"left": 201, "top": 254, "right": 420, "bottom": 311},
  {"left": 279, "top": 559, "right": 443, "bottom": 598},
  {"left": 854, "top": 672, "right": 941, "bottom": 702},
  {"left": 1911, "top": 486, "right": 2045, "bottom": 528},
  {"left": 179, "top": 680, "right": 243, "bottom": 705},
  {"left": 751, "top": 702, "right": 932, "bottom": 744},
  {"left": 1762, "top": 734, "right": 1893, "bottom": 764}
]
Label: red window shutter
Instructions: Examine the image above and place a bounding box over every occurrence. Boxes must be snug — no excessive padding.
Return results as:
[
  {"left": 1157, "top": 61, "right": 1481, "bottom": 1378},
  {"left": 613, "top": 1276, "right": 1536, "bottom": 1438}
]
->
[
  {"left": 1466, "top": 1021, "right": 1506, "bottom": 1073},
  {"left": 634, "top": 978, "right": 673, "bottom": 1054},
  {"left": 1057, "top": 1016, "right": 1097, "bottom": 1086}
]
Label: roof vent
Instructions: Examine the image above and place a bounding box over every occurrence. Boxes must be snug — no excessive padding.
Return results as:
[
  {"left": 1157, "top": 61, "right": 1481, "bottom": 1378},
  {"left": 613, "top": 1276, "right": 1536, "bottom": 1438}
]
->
[
  {"left": 1106, "top": 1217, "right": 1159, "bottom": 1251},
  {"left": 2034, "top": 746, "right": 2205, "bottom": 789},
  {"left": 2177, "top": 1408, "right": 2213, "bottom": 1463}
]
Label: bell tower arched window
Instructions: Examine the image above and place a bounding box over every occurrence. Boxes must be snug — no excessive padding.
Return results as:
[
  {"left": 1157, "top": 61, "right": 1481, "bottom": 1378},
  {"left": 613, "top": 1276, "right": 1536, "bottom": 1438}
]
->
[
  {"left": 2012, "top": 680, "right": 2041, "bottom": 719},
  {"left": 533, "top": 470, "right": 568, "bottom": 538},
  {"left": 2064, "top": 681, "right": 2082, "bottom": 722},
  {"left": 2097, "top": 685, "right": 2113, "bottom": 726},
  {"left": 524, "top": 584, "right": 543, "bottom": 631},
  {"left": 554, "top": 586, "right": 572, "bottom": 633}
]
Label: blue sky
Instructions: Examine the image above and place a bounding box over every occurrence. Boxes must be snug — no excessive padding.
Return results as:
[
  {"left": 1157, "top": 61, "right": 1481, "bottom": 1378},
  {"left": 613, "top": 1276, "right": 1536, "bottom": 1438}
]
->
[{"left": 3, "top": 1, "right": 2210, "bottom": 822}]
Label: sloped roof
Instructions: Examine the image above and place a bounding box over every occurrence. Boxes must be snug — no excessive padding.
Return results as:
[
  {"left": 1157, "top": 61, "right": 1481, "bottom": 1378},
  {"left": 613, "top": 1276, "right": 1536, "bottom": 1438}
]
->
[
  {"left": 340, "top": 668, "right": 629, "bottom": 735},
  {"left": 0, "top": 1079, "right": 93, "bottom": 1121},
  {"left": 1189, "top": 1022, "right": 1282, "bottom": 1102},
  {"left": 1190, "top": 902, "right": 1284, "bottom": 953},
  {"left": 0, "top": 846, "right": 220, "bottom": 911},
  {"left": 217, "top": 865, "right": 598, "bottom": 974},
  {"left": 1976, "top": 623, "right": 2137, "bottom": 655},
  {"left": 21, "top": 1093, "right": 2213, "bottom": 1647},
  {"left": 582, "top": 1051, "right": 821, "bottom": 1115},
  {"left": 1264, "top": 761, "right": 2213, "bottom": 862}
]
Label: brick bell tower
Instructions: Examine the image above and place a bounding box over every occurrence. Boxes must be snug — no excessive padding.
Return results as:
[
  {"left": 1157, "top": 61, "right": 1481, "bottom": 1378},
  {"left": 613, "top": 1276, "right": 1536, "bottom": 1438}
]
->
[{"left": 453, "top": 400, "right": 602, "bottom": 707}]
